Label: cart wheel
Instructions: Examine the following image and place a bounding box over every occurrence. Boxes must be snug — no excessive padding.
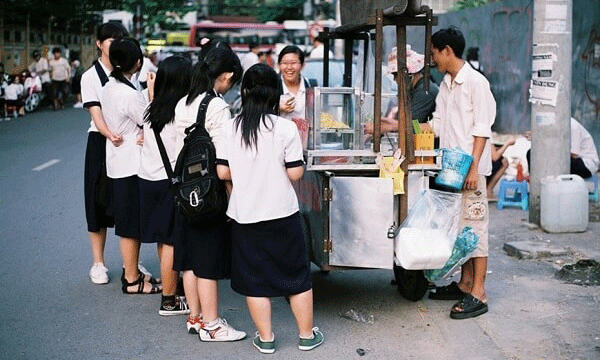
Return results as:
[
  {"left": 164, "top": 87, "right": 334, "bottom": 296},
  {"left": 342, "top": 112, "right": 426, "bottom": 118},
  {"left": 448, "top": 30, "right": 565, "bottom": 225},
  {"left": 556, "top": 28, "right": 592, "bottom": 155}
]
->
[
  {"left": 393, "top": 264, "right": 428, "bottom": 301},
  {"left": 25, "top": 93, "right": 40, "bottom": 112}
]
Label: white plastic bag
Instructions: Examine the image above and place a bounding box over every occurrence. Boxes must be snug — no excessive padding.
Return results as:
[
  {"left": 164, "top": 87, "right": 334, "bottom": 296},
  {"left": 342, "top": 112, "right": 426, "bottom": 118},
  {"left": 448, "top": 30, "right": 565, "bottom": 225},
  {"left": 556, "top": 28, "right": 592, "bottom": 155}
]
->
[{"left": 394, "top": 189, "right": 462, "bottom": 270}]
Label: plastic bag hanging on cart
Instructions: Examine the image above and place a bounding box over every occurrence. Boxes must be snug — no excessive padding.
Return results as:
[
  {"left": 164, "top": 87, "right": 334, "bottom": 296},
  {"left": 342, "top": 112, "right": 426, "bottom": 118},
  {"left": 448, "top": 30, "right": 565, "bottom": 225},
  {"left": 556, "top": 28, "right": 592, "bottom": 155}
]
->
[
  {"left": 424, "top": 226, "right": 479, "bottom": 282},
  {"left": 394, "top": 189, "right": 462, "bottom": 270}
]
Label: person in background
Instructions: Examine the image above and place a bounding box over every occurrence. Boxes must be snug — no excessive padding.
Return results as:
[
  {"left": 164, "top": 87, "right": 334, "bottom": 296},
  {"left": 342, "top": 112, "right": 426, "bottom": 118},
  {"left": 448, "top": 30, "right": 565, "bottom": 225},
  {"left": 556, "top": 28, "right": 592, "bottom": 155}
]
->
[
  {"left": 277, "top": 45, "right": 311, "bottom": 121},
  {"left": 425, "top": 27, "right": 495, "bottom": 320},
  {"left": 4, "top": 74, "right": 25, "bottom": 118},
  {"left": 364, "top": 45, "right": 439, "bottom": 135},
  {"left": 466, "top": 47, "right": 483, "bottom": 74},
  {"left": 140, "top": 55, "right": 193, "bottom": 315},
  {"left": 308, "top": 34, "right": 333, "bottom": 59},
  {"left": 29, "top": 50, "right": 51, "bottom": 103},
  {"left": 216, "top": 63, "right": 323, "bottom": 354},
  {"left": 0, "top": 63, "right": 6, "bottom": 120},
  {"left": 487, "top": 137, "right": 516, "bottom": 201},
  {"left": 172, "top": 45, "right": 246, "bottom": 341},
  {"left": 49, "top": 47, "right": 71, "bottom": 110},
  {"left": 101, "top": 37, "right": 161, "bottom": 295},
  {"left": 71, "top": 60, "right": 84, "bottom": 108},
  {"left": 241, "top": 42, "right": 260, "bottom": 73},
  {"left": 525, "top": 118, "right": 599, "bottom": 179},
  {"left": 138, "top": 51, "right": 158, "bottom": 89}
]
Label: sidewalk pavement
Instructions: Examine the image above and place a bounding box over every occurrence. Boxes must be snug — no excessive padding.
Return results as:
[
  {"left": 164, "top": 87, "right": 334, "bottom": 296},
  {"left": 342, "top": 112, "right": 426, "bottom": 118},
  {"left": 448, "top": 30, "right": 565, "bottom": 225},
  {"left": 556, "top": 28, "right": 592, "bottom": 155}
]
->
[{"left": 490, "top": 198, "right": 600, "bottom": 263}]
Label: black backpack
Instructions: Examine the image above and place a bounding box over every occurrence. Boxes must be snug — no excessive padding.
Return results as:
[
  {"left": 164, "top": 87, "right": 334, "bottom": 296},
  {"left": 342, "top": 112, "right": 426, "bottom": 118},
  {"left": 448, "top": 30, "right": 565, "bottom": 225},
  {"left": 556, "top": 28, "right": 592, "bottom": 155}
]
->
[{"left": 154, "top": 91, "right": 228, "bottom": 223}]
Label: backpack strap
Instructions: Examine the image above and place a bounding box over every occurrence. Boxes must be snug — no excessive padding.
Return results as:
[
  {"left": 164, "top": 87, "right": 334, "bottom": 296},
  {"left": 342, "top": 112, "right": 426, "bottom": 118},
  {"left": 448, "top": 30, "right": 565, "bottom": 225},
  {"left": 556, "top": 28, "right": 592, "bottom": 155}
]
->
[
  {"left": 153, "top": 127, "right": 177, "bottom": 185},
  {"left": 185, "top": 90, "right": 217, "bottom": 136},
  {"left": 93, "top": 60, "right": 109, "bottom": 87}
]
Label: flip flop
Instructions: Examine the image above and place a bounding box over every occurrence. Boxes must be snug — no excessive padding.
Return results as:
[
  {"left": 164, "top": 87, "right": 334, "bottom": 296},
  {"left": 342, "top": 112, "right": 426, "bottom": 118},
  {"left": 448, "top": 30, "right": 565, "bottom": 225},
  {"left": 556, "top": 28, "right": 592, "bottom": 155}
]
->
[
  {"left": 450, "top": 294, "right": 488, "bottom": 319},
  {"left": 428, "top": 281, "right": 466, "bottom": 300}
]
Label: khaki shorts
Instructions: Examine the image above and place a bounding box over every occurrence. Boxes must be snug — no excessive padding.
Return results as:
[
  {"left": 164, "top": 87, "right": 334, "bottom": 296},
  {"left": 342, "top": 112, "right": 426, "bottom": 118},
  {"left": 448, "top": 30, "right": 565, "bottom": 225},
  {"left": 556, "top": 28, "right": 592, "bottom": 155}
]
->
[{"left": 460, "top": 175, "right": 489, "bottom": 258}]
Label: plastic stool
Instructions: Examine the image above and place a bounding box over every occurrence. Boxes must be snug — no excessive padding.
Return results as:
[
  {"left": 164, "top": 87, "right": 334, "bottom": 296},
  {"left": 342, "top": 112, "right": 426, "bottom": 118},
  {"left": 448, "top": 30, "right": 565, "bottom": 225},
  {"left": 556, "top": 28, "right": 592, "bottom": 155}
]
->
[
  {"left": 585, "top": 175, "right": 599, "bottom": 203},
  {"left": 497, "top": 179, "right": 529, "bottom": 210}
]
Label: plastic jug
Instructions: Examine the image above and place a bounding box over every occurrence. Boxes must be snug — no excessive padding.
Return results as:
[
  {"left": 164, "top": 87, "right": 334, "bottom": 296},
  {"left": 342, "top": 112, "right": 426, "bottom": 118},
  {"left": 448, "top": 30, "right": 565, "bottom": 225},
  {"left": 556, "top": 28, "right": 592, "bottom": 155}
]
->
[{"left": 541, "top": 174, "right": 588, "bottom": 233}]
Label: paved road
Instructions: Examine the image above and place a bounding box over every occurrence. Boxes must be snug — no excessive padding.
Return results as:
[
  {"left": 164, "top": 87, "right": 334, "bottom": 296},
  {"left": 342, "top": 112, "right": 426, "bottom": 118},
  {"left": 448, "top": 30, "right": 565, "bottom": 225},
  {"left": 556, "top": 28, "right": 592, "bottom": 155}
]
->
[{"left": 1, "top": 108, "right": 599, "bottom": 359}]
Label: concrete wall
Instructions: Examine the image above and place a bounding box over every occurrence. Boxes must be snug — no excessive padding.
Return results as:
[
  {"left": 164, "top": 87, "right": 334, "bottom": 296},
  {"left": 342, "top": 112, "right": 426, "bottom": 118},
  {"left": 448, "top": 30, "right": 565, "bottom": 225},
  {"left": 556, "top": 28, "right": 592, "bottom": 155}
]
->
[{"left": 403, "top": 0, "right": 600, "bottom": 147}]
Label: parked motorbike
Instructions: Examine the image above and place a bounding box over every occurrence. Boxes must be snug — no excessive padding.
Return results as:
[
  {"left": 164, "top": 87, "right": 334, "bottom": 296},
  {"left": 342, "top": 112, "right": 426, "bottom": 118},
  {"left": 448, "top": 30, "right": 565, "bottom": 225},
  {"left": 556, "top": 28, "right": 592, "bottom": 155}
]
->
[{"left": 23, "top": 72, "right": 44, "bottom": 113}]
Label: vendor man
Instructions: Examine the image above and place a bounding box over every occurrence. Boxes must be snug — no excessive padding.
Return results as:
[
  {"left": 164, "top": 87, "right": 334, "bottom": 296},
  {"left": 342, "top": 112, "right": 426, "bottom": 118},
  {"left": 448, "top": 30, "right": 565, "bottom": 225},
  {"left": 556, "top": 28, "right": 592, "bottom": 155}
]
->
[{"left": 423, "top": 27, "right": 495, "bottom": 320}]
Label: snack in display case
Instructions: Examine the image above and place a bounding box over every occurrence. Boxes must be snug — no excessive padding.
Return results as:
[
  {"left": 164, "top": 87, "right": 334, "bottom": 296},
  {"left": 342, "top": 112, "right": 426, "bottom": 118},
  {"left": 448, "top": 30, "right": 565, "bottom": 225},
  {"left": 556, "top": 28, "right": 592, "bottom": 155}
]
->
[
  {"left": 320, "top": 113, "right": 350, "bottom": 129},
  {"left": 306, "top": 87, "right": 362, "bottom": 152}
]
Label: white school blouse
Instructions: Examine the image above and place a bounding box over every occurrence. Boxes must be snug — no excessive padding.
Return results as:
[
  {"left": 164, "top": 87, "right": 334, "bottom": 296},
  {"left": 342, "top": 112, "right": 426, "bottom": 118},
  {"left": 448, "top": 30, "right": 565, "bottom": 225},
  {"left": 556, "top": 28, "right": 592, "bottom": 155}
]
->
[
  {"left": 173, "top": 92, "right": 231, "bottom": 155},
  {"left": 81, "top": 59, "right": 110, "bottom": 133},
  {"left": 138, "top": 121, "right": 177, "bottom": 181},
  {"left": 101, "top": 77, "right": 148, "bottom": 179},
  {"left": 216, "top": 114, "right": 304, "bottom": 224},
  {"left": 430, "top": 63, "right": 495, "bottom": 176}
]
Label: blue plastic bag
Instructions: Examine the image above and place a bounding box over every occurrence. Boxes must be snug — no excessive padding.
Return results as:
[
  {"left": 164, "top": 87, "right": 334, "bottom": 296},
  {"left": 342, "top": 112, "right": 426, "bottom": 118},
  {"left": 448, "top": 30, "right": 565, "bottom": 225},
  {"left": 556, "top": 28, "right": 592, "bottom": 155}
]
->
[{"left": 424, "top": 226, "right": 479, "bottom": 282}]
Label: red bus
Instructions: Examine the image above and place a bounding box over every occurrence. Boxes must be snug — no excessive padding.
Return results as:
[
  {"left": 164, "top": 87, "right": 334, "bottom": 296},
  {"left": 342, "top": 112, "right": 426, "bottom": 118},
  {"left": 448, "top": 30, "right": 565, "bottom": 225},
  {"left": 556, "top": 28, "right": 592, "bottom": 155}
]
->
[{"left": 189, "top": 22, "right": 285, "bottom": 52}]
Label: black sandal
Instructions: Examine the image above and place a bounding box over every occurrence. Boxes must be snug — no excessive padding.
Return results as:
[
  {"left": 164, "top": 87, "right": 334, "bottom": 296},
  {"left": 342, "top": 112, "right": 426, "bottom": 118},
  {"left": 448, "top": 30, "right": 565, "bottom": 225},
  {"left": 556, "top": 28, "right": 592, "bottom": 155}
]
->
[
  {"left": 428, "top": 281, "right": 466, "bottom": 300},
  {"left": 121, "top": 272, "right": 161, "bottom": 294},
  {"left": 450, "top": 294, "right": 488, "bottom": 319},
  {"left": 121, "top": 269, "right": 161, "bottom": 285}
]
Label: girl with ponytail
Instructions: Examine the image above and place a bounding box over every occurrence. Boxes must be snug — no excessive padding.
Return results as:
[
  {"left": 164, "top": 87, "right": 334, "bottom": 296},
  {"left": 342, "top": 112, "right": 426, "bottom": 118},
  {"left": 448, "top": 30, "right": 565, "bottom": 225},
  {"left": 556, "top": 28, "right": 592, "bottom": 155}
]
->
[
  {"left": 139, "top": 55, "right": 192, "bottom": 314},
  {"left": 101, "top": 37, "right": 161, "bottom": 295},
  {"left": 216, "top": 64, "right": 324, "bottom": 354},
  {"left": 172, "top": 44, "right": 245, "bottom": 340}
]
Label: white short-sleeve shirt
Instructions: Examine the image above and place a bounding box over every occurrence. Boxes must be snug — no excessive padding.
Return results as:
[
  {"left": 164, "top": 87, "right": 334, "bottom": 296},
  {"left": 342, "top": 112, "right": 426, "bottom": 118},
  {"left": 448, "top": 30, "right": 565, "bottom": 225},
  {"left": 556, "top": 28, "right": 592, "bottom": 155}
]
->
[
  {"left": 101, "top": 77, "right": 148, "bottom": 179},
  {"left": 173, "top": 92, "right": 231, "bottom": 155},
  {"left": 430, "top": 63, "right": 496, "bottom": 176},
  {"left": 81, "top": 59, "right": 110, "bottom": 133},
  {"left": 138, "top": 121, "right": 177, "bottom": 181},
  {"left": 571, "top": 118, "right": 599, "bottom": 174},
  {"left": 217, "top": 114, "right": 304, "bottom": 224}
]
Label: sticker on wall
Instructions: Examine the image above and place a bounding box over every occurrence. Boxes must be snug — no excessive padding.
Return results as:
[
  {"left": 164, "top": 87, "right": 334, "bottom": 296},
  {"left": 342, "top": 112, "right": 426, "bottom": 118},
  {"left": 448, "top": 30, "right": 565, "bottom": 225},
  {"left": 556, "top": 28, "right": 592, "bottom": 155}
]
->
[
  {"left": 543, "top": 3, "right": 568, "bottom": 33},
  {"left": 535, "top": 112, "right": 556, "bottom": 126},
  {"left": 529, "top": 79, "right": 559, "bottom": 106},
  {"left": 532, "top": 53, "right": 556, "bottom": 78}
]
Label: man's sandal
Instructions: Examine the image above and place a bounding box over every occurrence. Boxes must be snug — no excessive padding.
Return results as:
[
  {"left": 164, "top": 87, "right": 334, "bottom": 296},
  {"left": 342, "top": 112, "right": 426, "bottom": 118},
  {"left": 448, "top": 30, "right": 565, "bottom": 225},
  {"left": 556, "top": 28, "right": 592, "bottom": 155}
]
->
[
  {"left": 450, "top": 294, "right": 488, "bottom": 319},
  {"left": 121, "top": 272, "right": 161, "bottom": 294},
  {"left": 428, "top": 281, "right": 466, "bottom": 300}
]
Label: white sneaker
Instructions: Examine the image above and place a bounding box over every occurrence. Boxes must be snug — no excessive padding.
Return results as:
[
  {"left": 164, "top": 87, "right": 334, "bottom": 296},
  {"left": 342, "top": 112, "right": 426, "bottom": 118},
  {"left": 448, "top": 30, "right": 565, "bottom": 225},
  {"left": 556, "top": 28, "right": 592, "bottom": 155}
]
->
[
  {"left": 187, "top": 315, "right": 203, "bottom": 334},
  {"left": 199, "top": 318, "right": 246, "bottom": 342},
  {"left": 89, "top": 263, "right": 109, "bottom": 284}
]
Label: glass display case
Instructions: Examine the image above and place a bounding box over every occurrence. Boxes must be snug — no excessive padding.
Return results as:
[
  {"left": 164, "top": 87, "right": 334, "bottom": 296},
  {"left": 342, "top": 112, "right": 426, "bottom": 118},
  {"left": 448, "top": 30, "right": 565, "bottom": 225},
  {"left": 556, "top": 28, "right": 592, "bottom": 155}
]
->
[{"left": 305, "top": 87, "right": 384, "bottom": 170}]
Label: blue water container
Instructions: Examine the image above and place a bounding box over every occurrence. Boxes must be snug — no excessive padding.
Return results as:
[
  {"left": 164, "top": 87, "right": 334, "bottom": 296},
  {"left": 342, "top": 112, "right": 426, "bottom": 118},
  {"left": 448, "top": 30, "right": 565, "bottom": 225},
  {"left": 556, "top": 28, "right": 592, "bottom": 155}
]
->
[{"left": 435, "top": 148, "right": 473, "bottom": 191}]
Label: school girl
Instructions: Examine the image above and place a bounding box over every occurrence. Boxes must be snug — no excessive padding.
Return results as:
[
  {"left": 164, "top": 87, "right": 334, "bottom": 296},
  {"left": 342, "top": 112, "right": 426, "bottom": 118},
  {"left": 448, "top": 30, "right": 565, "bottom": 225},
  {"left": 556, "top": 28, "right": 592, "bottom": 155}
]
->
[
  {"left": 81, "top": 22, "right": 127, "bottom": 284},
  {"left": 172, "top": 45, "right": 245, "bottom": 341},
  {"left": 139, "top": 55, "right": 192, "bottom": 314},
  {"left": 216, "top": 64, "right": 324, "bottom": 354},
  {"left": 101, "top": 37, "right": 160, "bottom": 294}
]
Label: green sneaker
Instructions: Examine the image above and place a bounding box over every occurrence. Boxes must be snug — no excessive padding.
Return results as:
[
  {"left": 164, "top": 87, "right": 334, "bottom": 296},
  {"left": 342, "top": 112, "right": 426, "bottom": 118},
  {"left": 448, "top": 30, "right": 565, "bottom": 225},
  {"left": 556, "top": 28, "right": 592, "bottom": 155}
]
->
[
  {"left": 253, "top": 332, "right": 275, "bottom": 354},
  {"left": 298, "top": 327, "right": 324, "bottom": 351}
]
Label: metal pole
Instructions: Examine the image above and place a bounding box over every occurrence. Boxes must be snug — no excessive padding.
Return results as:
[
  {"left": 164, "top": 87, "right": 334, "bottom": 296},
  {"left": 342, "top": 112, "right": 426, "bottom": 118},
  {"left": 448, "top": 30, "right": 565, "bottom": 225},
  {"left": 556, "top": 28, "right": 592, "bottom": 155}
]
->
[
  {"left": 529, "top": 0, "right": 572, "bottom": 225},
  {"left": 373, "top": 9, "right": 383, "bottom": 153}
]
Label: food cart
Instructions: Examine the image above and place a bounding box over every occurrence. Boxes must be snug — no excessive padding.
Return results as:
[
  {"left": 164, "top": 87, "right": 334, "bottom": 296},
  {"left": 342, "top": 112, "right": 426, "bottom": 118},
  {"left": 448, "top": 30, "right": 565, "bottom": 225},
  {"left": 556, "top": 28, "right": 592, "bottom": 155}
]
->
[{"left": 294, "top": 0, "right": 439, "bottom": 301}]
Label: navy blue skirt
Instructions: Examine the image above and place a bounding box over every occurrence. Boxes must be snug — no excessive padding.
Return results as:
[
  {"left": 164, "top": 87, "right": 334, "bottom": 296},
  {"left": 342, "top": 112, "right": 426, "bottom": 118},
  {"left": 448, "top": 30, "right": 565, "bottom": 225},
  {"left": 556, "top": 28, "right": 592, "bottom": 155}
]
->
[
  {"left": 84, "top": 132, "right": 114, "bottom": 232},
  {"left": 230, "top": 212, "right": 312, "bottom": 297},
  {"left": 111, "top": 175, "right": 140, "bottom": 239},
  {"left": 172, "top": 212, "right": 231, "bottom": 280},
  {"left": 139, "top": 178, "right": 176, "bottom": 245}
]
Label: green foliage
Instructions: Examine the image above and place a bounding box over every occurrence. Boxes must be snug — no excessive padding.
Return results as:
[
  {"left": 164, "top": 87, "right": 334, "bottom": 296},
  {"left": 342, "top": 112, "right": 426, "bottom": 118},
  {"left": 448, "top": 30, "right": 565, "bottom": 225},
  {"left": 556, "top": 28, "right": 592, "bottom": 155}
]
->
[{"left": 450, "top": 0, "right": 489, "bottom": 11}]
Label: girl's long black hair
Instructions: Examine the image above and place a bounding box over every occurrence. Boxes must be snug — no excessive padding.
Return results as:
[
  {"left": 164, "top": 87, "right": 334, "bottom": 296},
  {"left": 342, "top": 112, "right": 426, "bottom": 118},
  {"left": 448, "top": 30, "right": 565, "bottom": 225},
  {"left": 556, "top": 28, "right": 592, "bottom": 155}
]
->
[
  {"left": 186, "top": 46, "right": 242, "bottom": 106},
  {"left": 235, "top": 63, "right": 280, "bottom": 149},
  {"left": 144, "top": 55, "right": 192, "bottom": 132},
  {"left": 109, "top": 37, "right": 143, "bottom": 84}
]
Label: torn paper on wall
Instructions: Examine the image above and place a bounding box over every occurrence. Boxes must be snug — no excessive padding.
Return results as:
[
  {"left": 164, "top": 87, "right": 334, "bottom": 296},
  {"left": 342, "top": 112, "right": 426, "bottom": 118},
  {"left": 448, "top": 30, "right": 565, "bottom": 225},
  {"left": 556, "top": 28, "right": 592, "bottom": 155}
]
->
[
  {"left": 532, "top": 53, "right": 556, "bottom": 78},
  {"left": 529, "top": 79, "right": 559, "bottom": 106}
]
